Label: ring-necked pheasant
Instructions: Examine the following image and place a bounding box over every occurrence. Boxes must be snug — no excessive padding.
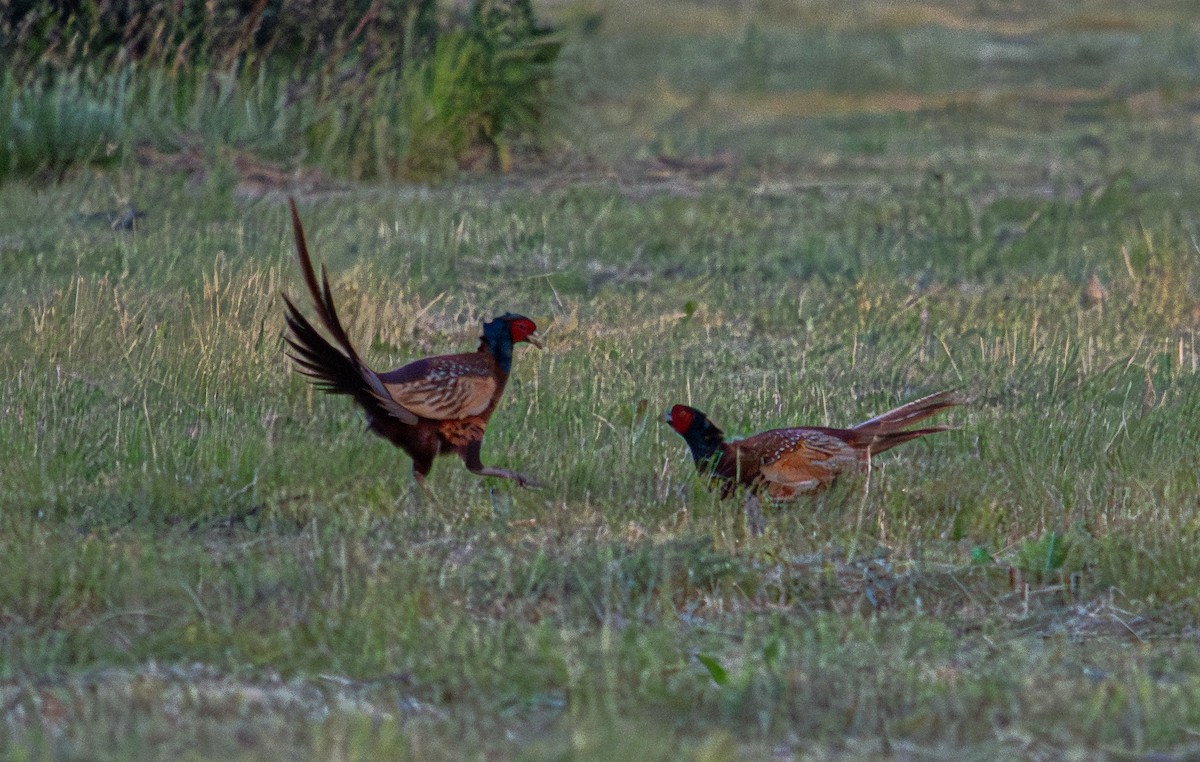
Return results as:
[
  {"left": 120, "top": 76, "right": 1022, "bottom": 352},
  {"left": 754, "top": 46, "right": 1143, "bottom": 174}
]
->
[
  {"left": 664, "top": 390, "right": 961, "bottom": 532},
  {"left": 281, "top": 199, "right": 542, "bottom": 487}
]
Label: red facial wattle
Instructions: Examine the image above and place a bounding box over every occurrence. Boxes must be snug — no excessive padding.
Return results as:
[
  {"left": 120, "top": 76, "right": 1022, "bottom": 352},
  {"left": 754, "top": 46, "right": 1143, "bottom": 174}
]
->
[
  {"left": 669, "top": 405, "right": 694, "bottom": 434},
  {"left": 509, "top": 318, "right": 542, "bottom": 347}
]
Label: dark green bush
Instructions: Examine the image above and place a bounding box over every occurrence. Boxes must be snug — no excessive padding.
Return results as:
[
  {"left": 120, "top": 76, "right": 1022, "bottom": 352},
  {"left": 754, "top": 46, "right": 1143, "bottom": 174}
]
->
[{"left": 0, "top": 0, "right": 559, "bottom": 180}]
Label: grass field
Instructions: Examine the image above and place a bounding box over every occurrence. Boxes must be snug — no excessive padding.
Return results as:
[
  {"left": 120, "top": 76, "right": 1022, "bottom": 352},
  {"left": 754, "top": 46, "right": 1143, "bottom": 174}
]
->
[{"left": 5, "top": 1, "right": 1200, "bottom": 758}]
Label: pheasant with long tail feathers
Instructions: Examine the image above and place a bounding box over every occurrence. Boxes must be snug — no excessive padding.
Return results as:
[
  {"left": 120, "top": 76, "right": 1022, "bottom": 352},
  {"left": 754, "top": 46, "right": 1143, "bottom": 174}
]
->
[
  {"left": 664, "top": 390, "right": 961, "bottom": 532},
  {"left": 282, "top": 198, "right": 542, "bottom": 487}
]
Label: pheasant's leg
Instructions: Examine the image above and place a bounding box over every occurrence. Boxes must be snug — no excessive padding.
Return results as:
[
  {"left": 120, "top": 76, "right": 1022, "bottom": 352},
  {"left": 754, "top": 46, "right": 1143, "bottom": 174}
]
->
[
  {"left": 744, "top": 492, "right": 765, "bottom": 537},
  {"left": 412, "top": 455, "right": 434, "bottom": 487},
  {"left": 459, "top": 442, "right": 541, "bottom": 488},
  {"left": 405, "top": 458, "right": 438, "bottom": 509},
  {"left": 469, "top": 465, "right": 542, "bottom": 488}
]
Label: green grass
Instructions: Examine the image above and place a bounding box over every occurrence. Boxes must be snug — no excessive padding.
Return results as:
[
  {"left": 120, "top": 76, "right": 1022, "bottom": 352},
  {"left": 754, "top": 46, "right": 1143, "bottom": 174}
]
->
[{"left": 6, "top": 0, "right": 1200, "bottom": 758}]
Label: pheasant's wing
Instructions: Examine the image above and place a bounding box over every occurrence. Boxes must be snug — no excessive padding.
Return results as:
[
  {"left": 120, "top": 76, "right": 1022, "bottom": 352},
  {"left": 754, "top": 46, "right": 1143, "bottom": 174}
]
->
[
  {"left": 378, "top": 355, "right": 498, "bottom": 421},
  {"left": 752, "top": 428, "right": 861, "bottom": 496}
]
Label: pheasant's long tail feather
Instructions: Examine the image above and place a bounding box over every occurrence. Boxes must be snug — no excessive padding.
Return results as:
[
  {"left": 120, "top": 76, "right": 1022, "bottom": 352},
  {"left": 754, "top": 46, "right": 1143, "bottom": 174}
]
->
[
  {"left": 852, "top": 389, "right": 963, "bottom": 435},
  {"left": 282, "top": 293, "right": 363, "bottom": 395},
  {"left": 862, "top": 425, "right": 953, "bottom": 456},
  {"left": 288, "top": 198, "right": 366, "bottom": 368},
  {"left": 282, "top": 198, "right": 417, "bottom": 425}
]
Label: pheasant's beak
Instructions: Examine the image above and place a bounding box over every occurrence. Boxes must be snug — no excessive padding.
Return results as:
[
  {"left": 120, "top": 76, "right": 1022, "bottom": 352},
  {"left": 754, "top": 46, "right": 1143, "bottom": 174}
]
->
[
  {"left": 525, "top": 331, "right": 543, "bottom": 349},
  {"left": 660, "top": 409, "right": 673, "bottom": 424}
]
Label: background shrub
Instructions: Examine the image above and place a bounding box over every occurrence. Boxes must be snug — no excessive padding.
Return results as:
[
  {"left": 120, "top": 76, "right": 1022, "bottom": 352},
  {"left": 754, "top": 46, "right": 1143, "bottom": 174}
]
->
[{"left": 0, "top": 0, "right": 559, "bottom": 181}]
